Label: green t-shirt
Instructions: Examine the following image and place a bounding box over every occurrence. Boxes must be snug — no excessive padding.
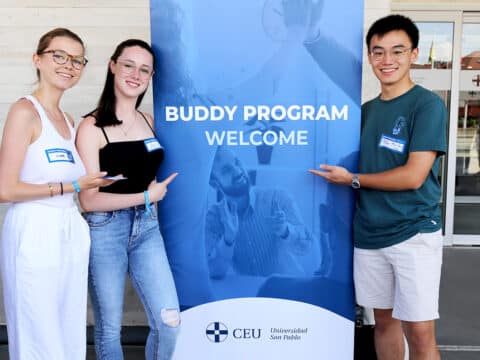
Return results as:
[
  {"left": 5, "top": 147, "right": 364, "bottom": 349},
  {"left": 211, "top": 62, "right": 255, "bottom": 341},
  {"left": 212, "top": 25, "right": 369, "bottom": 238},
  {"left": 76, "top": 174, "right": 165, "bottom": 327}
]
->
[{"left": 354, "top": 85, "right": 447, "bottom": 249}]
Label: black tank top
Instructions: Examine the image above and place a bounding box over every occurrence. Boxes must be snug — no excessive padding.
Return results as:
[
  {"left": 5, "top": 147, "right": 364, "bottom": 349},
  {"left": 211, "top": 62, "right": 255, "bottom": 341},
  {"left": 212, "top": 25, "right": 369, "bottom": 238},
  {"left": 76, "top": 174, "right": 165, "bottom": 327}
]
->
[{"left": 98, "top": 112, "right": 164, "bottom": 194}]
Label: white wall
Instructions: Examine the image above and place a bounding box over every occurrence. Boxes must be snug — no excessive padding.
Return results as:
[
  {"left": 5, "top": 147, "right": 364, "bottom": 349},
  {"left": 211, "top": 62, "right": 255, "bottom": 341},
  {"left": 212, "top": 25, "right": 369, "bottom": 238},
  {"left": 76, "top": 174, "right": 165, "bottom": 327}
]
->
[{"left": 0, "top": 0, "right": 153, "bottom": 134}]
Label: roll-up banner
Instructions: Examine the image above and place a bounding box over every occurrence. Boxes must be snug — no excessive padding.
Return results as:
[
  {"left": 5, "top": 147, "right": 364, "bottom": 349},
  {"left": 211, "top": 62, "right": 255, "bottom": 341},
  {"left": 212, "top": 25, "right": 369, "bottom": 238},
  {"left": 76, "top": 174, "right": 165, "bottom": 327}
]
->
[{"left": 150, "top": 1, "right": 363, "bottom": 358}]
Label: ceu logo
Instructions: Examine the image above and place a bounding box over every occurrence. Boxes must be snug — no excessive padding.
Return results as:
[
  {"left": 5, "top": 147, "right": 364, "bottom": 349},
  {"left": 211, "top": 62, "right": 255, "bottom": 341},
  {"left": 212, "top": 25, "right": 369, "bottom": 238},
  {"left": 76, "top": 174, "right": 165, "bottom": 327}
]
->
[
  {"left": 392, "top": 116, "right": 406, "bottom": 135},
  {"left": 206, "top": 322, "right": 229, "bottom": 343}
]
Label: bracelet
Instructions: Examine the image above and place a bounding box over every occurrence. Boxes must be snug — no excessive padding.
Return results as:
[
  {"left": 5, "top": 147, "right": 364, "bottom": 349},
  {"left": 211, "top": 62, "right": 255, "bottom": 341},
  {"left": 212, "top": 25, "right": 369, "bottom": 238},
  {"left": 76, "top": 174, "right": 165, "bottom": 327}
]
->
[
  {"left": 143, "top": 190, "right": 151, "bottom": 215},
  {"left": 47, "top": 183, "right": 54, "bottom": 197},
  {"left": 72, "top": 180, "right": 81, "bottom": 193},
  {"left": 60, "top": 182, "right": 64, "bottom": 196}
]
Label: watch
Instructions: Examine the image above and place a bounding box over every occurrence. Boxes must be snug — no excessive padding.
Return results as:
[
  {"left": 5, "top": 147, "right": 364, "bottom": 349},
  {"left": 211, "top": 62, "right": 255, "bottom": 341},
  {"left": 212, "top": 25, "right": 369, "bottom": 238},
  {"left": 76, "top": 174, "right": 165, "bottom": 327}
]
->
[{"left": 351, "top": 174, "right": 361, "bottom": 189}]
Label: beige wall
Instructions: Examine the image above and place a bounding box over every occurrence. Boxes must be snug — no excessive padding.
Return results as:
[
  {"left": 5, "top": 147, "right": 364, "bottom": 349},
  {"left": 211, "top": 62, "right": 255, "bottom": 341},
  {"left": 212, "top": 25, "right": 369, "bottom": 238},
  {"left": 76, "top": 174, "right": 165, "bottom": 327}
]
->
[
  {"left": 363, "top": 0, "right": 391, "bottom": 101},
  {"left": 0, "top": 0, "right": 153, "bottom": 133},
  {"left": 392, "top": 0, "right": 480, "bottom": 10},
  {"left": 395, "top": 0, "right": 478, "bottom": 3}
]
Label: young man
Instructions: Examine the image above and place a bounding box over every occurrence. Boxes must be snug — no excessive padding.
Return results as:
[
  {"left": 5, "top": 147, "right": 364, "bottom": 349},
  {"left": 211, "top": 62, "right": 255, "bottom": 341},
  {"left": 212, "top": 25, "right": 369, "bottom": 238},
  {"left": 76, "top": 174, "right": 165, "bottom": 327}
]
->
[{"left": 309, "top": 14, "right": 447, "bottom": 360}]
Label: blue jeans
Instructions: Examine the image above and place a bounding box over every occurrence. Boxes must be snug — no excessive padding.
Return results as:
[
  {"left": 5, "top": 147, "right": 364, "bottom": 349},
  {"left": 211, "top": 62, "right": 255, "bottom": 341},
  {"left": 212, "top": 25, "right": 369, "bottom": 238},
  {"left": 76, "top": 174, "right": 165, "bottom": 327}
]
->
[{"left": 85, "top": 205, "right": 180, "bottom": 360}]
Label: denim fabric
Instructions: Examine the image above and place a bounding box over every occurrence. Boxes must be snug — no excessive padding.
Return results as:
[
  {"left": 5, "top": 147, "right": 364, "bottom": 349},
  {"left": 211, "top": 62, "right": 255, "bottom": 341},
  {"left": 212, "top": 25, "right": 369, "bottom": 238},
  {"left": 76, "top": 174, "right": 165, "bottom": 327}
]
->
[{"left": 85, "top": 205, "right": 180, "bottom": 360}]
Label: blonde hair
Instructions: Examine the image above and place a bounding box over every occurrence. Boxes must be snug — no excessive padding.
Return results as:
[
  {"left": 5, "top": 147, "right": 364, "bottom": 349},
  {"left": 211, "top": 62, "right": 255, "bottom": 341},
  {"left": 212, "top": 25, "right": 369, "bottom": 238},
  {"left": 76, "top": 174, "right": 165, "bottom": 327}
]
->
[{"left": 35, "top": 28, "right": 85, "bottom": 80}]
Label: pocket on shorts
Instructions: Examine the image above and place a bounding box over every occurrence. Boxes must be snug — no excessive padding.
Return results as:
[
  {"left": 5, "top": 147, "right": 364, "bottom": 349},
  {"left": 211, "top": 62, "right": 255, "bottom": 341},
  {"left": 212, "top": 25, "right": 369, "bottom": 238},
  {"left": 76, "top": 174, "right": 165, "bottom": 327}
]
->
[
  {"left": 420, "top": 230, "right": 443, "bottom": 250},
  {"left": 408, "top": 230, "right": 443, "bottom": 250},
  {"left": 84, "top": 211, "right": 116, "bottom": 227}
]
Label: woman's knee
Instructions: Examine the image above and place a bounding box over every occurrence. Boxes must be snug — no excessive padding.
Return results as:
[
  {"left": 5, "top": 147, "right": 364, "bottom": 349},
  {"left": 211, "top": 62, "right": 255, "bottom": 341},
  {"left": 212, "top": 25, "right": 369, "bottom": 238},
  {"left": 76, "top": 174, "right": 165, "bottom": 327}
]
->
[
  {"left": 161, "top": 308, "right": 181, "bottom": 328},
  {"left": 149, "top": 308, "right": 181, "bottom": 345}
]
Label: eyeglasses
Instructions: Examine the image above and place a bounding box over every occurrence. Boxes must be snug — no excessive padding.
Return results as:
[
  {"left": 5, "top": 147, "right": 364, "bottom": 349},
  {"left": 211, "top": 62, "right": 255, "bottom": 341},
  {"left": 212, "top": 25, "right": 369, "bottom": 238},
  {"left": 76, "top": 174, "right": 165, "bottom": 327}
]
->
[
  {"left": 369, "top": 47, "right": 412, "bottom": 61},
  {"left": 39, "top": 49, "right": 88, "bottom": 70},
  {"left": 116, "top": 60, "right": 154, "bottom": 80}
]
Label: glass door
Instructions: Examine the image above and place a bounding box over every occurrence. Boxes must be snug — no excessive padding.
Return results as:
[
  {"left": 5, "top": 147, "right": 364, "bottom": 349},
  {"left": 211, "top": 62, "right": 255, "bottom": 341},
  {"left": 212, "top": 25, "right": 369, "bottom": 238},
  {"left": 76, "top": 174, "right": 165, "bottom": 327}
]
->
[
  {"left": 453, "top": 14, "right": 480, "bottom": 239},
  {"left": 410, "top": 19, "right": 454, "bottom": 222},
  {"left": 399, "top": 11, "right": 480, "bottom": 245},
  {"left": 403, "top": 12, "right": 458, "bottom": 243}
]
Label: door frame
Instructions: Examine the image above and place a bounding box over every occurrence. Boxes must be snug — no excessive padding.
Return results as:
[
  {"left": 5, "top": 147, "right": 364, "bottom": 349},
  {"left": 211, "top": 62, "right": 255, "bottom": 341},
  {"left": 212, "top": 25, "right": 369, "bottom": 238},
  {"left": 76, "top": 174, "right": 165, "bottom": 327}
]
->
[{"left": 456, "top": 12, "right": 480, "bottom": 245}]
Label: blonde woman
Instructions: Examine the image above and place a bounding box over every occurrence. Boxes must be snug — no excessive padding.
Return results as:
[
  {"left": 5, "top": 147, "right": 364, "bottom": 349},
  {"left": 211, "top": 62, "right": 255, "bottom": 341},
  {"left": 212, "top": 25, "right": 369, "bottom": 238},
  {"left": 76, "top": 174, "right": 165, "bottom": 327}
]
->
[{"left": 0, "top": 28, "right": 113, "bottom": 359}]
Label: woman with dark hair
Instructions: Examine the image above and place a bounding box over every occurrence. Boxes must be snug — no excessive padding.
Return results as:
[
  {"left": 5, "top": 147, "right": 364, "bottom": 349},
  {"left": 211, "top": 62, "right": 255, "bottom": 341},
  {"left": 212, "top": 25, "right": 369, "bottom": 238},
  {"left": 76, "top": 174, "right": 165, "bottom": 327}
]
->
[
  {"left": 76, "top": 39, "right": 180, "bottom": 359},
  {"left": 0, "top": 28, "right": 112, "bottom": 359}
]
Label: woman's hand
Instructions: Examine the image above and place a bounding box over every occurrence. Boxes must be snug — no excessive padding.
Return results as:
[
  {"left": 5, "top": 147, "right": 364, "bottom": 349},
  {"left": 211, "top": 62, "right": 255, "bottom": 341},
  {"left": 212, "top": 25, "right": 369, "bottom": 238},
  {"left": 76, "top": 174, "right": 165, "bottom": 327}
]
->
[
  {"left": 77, "top": 171, "right": 116, "bottom": 190},
  {"left": 147, "top": 173, "right": 178, "bottom": 202}
]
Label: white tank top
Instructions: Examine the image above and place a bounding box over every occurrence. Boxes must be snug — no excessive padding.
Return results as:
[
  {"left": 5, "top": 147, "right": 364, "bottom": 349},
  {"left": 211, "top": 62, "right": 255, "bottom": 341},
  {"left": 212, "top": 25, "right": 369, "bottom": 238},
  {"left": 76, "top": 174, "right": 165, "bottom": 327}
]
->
[{"left": 19, "top": 95, "right": 86, "bottom": 207}]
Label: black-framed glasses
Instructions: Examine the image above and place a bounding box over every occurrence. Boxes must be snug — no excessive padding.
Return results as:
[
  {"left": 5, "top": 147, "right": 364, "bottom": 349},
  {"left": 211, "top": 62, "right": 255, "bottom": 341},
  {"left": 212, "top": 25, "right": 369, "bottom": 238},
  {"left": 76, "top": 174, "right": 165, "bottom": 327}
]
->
[
  {"left": 39, "top": 49, "right": 88, "bottom": 70},
  {"left": 369, "top": 47, "right": 412, "bottom": 62},
  {"left": 116, "top": 60, "right": 154, "bottom": 80}
]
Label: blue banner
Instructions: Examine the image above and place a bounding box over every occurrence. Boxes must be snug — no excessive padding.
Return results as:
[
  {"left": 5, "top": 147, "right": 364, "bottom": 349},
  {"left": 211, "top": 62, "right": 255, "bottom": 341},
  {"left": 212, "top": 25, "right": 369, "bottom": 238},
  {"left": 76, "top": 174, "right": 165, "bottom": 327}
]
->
[{"left": 150, "top": 1, "right": 363, "bottom": 358}]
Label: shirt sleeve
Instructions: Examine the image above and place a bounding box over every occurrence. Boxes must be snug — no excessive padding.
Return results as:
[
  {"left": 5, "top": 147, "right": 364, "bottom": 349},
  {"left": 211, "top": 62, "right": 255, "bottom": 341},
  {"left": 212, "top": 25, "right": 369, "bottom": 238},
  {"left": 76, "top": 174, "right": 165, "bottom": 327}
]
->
[
  {"left": 205, "top": 206, "right": 234, "bottom": 278},
  {"left": 273, "top": 189, "right": 314, "bottom": 255},
  {"left": 409, "top": 94, "right": 447, "bottom": 156}
]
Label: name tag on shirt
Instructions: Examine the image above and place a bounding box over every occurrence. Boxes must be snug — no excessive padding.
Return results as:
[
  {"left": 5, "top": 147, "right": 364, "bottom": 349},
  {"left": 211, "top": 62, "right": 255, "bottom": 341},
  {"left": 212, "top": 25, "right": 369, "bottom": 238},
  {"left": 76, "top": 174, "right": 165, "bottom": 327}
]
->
[
  {"left": 45, "top": 148, "right": 75, "bottom": 163},
  {"left": 144, "top": 138, "right": 162, "bottom": 152},
  {"left": 378, "top": 134, "right": 406, "bottom": 154}
]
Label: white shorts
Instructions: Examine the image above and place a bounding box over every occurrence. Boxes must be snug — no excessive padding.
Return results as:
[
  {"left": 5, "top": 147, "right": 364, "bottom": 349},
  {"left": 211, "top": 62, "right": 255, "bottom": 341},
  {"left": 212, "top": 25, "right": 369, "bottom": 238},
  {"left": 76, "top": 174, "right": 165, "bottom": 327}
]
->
[{"left": 354, "top": 230, "right": 443, "bottom": 322}]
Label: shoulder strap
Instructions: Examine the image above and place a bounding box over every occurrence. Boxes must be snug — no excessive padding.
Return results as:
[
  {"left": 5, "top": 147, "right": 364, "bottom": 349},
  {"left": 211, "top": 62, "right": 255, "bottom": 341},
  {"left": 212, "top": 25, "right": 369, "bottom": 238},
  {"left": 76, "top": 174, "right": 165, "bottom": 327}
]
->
[
  {"left": 62, "top": 111, "right": 76, "bottom": 138},
  {"left": 23, "top": 95, "right": 47, "bottom": 124},
  {"left": 138, "top": 111, "right": 156, "bottom": 137},
  {"left": 100, "top": 127, "right": 110, "bottom": 143}
]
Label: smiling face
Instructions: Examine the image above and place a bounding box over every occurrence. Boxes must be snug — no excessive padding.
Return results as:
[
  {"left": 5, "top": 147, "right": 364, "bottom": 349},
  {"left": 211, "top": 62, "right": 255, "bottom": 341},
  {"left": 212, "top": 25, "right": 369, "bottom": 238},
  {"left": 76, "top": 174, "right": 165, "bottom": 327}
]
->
[
  {"left": 34, "top": 36, "right": 85, "bottom": 90},
  {"left": 368, "top": 30, "right": 418, "bottom": 95},
  {"left": 110, "top": 45, "right": 154, "bottom": 99},
  {"left": 211, "top": 147, "right": 250, "bottom": 197}
]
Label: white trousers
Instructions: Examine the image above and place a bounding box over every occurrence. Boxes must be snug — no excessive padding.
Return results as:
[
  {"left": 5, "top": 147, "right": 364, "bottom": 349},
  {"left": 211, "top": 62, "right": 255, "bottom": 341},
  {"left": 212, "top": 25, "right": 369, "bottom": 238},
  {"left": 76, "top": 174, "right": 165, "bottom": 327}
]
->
[{"left": 0, "top": 202, "right": 90, "bottom": 360}]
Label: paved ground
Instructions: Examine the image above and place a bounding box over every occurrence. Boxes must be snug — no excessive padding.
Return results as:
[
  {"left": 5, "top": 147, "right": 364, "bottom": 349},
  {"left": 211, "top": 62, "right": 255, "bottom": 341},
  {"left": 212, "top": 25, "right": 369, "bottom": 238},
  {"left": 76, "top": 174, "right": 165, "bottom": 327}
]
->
[
  {"left": 0, "top": 346, "right": 145, "bottom": 359},
  {"left": 0, "top": 246, "right": 477, "bottom": 359},
  {"left": 0, "top": 346, "right": 476, "bottom": 359},
  {"left": 438, "top": 352, "right": 480, "bottom": 360}
]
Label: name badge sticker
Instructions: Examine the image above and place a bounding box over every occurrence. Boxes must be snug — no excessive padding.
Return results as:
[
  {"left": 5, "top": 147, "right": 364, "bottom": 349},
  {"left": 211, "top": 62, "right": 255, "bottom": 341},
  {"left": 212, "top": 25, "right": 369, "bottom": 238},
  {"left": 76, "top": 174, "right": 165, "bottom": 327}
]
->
[
  {"left": 378, "top": 134, "right": 406, "bottom": 154},
  {"left": 144, "top": 138, "right": 162, "bottom": 152},
  {"left": 45, "top": 148, "right": 75, "bottom": 163}
]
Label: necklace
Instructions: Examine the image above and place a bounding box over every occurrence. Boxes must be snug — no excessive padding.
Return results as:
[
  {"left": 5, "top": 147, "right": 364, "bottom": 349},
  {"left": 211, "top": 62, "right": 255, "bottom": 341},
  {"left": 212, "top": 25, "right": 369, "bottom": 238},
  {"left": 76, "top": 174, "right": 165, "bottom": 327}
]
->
[{"left": 119, "top": 112, "right": 137, "bottom": 137}]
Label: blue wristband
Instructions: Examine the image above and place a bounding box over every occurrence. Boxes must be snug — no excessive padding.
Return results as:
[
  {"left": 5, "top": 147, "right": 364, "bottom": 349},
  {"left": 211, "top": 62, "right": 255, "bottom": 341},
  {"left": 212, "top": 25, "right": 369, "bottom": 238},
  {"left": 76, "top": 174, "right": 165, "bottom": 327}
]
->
[
  {"left": 143, "top": 190, "right": 151, "bottom": 215},
  {"left": 72, "top": 180, "right": 81, "bottom": 193}
]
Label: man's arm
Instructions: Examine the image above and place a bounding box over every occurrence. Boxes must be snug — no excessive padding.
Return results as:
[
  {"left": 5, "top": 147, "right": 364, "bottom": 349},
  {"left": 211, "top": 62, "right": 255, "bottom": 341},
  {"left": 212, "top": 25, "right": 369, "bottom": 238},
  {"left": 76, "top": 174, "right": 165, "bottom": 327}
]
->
[
  {"left": 283, "top": 0, "right": 361, "bottom": 102},
  {"left": 309, "top": 151, "right": 437, "bottom": 191},
  {"left": 305, "top": 35, "right": 361, "bottom": 103}
]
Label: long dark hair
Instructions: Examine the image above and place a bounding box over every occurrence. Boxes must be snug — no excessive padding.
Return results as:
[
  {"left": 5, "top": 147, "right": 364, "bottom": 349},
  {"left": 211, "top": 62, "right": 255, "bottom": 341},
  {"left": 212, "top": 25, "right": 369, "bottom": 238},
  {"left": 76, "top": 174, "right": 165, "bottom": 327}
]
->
[{"left": 86, "top": 39, "right": 155, "bottom": 127}]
